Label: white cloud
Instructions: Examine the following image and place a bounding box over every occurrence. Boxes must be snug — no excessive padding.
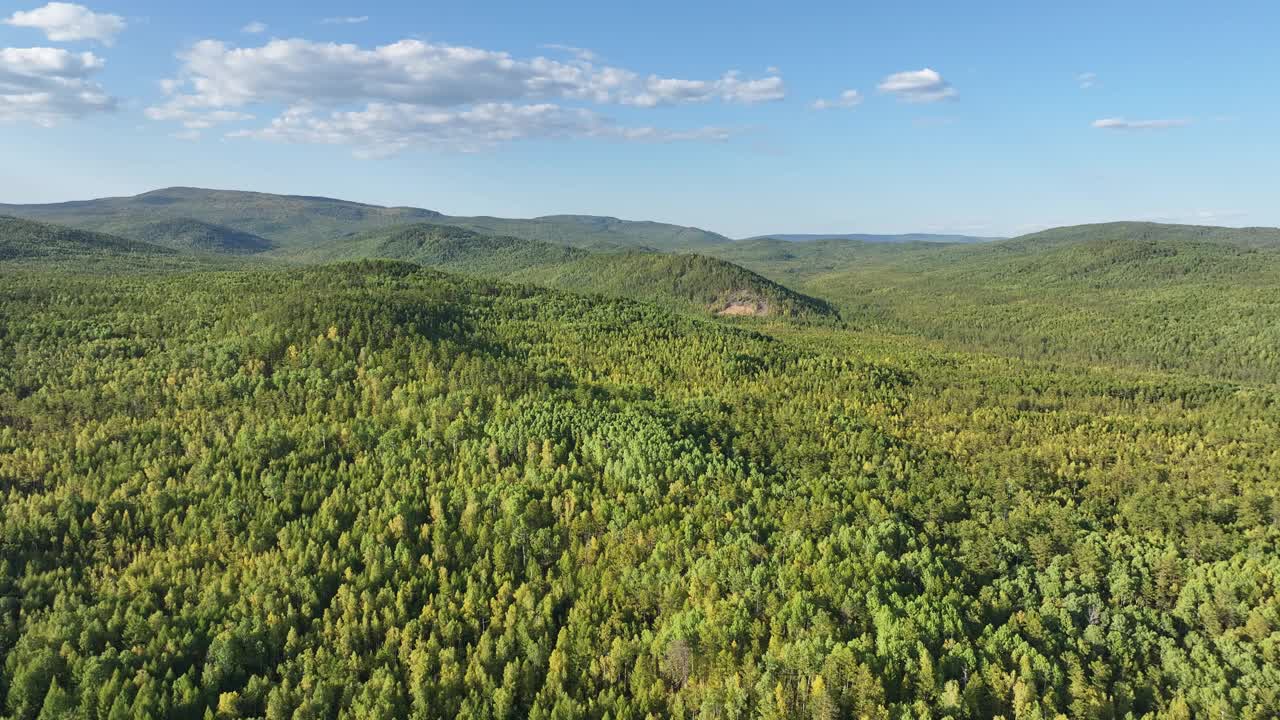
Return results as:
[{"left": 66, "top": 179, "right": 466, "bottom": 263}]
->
[
  {"left": 320, "top": 16, "right": 369, "bottom": 25},
  {"left": 811, "top": 89, "right": 862, "bottom": 110},
  {"left": 877, "top": 68, "right": 957, "bottom": 103},
  {"left": 230, "top": 102, "right": 729, "bottom": 158},
  {"left": 1092, "top": 117, "right": 1190, "bottom": 130},
  {"left": 146, "top": 36, "right": 782, "bottom": 155},
  {"left": 241, "top": 21, "right": 267, "bottom": 34},
  {"left": 145, "top": 104, "right": 253, "bottom": 129},
  {"left": 0, "top": 46, "right": 116, "bottom": 124},
  {"left": 624, "top": 71, "right": 785, "bottom": 107},
  {"left": 151, "top": 38, "right": 786, "bottom": 110},
  {"left": 4, "top": 3, "right": 126, "bottom": 45},
  {"left": 539, "top": 44, "right": 598, "bottom": 62},
  {"left": 1077, "top": 72, "right": 1097, "bottom": 89}
]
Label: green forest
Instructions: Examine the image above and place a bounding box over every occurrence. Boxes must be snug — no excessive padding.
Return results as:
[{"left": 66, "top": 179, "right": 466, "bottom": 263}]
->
[{"left": 2, "top": 193, "right": 1279, "bottom": 719}]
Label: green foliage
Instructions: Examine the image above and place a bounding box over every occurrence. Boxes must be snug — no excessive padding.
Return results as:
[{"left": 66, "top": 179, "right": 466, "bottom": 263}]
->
[
  {"left": 97, "top": 218, "right": 275, "bottom": 254},
  {"left": 0, "top": 187, "right": 729, "bottom": 252},
  {"left": 716, "top": 222, "right": 1280, "bottom": 382},
  {"left": 0, "top": 215, "right": 174, "bottom": 261},
  {"left": 511, "top": 251, "right": 839, "bottom": 320},
  {"left": 293, "top": 225, "right": 836, "bottom": 320},
  {"left": 441, "top": 213, "right": 730, "bottom": 251},
  {"left": 2, "top": 259, "right": 1277, "bottom": 719},
  {"left": 290, "top": 223, "right": 589, "bottom": 274}
]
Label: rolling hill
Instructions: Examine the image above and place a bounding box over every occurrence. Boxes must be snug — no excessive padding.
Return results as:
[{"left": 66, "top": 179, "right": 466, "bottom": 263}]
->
[
  {"left": 760, "top": 222, "right": 1280, "bottom": 381},
  {"left": 0, "top": 187, "right": 731, "bottom": 252},
  {"left": 510, "top": 251, "right": 839, "bottom": 320},
  {"left": 95, "top": 217, "right": 275, "bottom": 254},
  {"left": 0, "top": 215, "right": 175, "bottom": 261},
  {"left": 0, "top": 187, "right": 444, "bottom": 249},
  {"left": 295, "top": 223, "right": 836, "bottom": 320},
  {"left": 443, "top": 214, "right": 731, "bottom": 251},
  {"left": 291, "top": 223, "right": 589, "bottom": 275},
  {"left": 746, "top": 232, "right": 999, "bottom": 243}
]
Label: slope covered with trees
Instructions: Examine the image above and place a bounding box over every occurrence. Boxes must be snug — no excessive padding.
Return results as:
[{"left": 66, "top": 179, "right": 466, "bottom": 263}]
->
[
  {"left": 290, "top": 223, "right": 589, "bottom": 275},
  {"left": 717, "top": 223, "right": 1280, "bottom": 382},
  {"left": 0, "top": 188, "right": 730, "bottom": 253},
  {"left": 510, "top": 251, "right": 839, "bottom": 320},
  {"left": 0, "top": 188, "right": 444, "bottom": 250},
  {"left": 2, "top": 259, "right": 1277, "bottom": 720},
  {"left": 291, "top": 225, "right": 835, "bottom": 321},
  {"left": 0, "top": 215, "right": 173, "bottom": 261},
  {"left": 98, "top": 218, "right": 275, "bottom": 254}
]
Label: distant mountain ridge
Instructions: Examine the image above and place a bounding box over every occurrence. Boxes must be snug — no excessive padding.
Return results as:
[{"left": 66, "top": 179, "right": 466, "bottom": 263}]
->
[
  {"left": 292, "top": 222, "right": 837, "bottom": 320},
  {"left": 745, "top": 232, "right": 1000, "bottom": 244},
  {"left": 0, "top": 187, "right": 729, "bottom": 252}
]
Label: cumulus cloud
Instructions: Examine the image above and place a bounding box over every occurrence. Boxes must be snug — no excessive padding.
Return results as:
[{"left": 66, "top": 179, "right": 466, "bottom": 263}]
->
[
  {"left": 877, "top": 68, "right": 957, "bottom": 103},
  {"left": 146, "top": 37, "right": 782, "bottom": 156},
  {"left": 241, "top": 21, "right": 267, "bottom": 34},
  {"left": 811, "top": 89, "right": 862, "bottom": 110},
  {"left": 320, "top": 16, "right": 369, "bottom": 25},
  {"left": 151, "top": 39, "right": 785, "bottom": 110},
  {"left": 230, "top": 102, "right": 728, "bottom": 158},
  {"left": 0, "top": 46, "right": 116, "bottom": 124},
  {"left": 5, "top": 3, "right": 126, "bottom": 45},
  {"left": 1092, "top": 117, "right": 1190, "bottom": 130},
  {"left": 1077, "top": 72, "right": 1097, "bottom": 89}
]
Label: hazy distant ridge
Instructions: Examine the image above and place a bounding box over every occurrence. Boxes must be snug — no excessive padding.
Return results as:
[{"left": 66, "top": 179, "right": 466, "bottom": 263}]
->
[{"left": 745, "top": 232, "right": 1000, "bottom": 244}]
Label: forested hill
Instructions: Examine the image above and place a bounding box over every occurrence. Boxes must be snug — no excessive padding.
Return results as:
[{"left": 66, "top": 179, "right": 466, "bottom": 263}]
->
[
  {"left": 745, "top": 232, "right": 998, "bottom": 244},
  {"left": 293, "top": 224, "right": 837, "bottom": 320},
  {"left": 510, "top": 251, "right": 839, "bottom": 319},
  {"left": 3, "top": 259, "right": 1278, "bottom": 718},
  {"left": 711, "top": 221, "right": 1280, "bottom": 382},
  {"left": 0, "top": 187, "right": 730, "bottom": 252},
  {"left": 97, "top": 218, "right": 275, "bottom": 254},
  {"left": 925, "top": 221, "right": 1280, "bottom": 287},
  {"left": 0, "top": 215, "right": 175, "bottom": 260},
  {"left": 0, "top": 187, "right": 443, "bottom": 249},
  {"left": 289, "top": 223, "right": 589, "bottom": 275},
  {"left": 1011, "top": 221, "right": 1280, "bottom": 250},
  {"left": 442, "top": 214, "right": 730, "bottom": 251}
]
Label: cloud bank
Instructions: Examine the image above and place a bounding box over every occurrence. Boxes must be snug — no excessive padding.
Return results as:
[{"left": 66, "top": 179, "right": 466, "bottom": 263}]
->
[{"left": 147, "top": 37, "right": 784, "bottom": 155}]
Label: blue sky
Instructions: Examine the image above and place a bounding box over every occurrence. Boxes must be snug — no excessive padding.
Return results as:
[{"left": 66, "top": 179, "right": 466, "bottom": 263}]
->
[{"left": 1, "top": 0, "right": 1276, "bottom": 237}]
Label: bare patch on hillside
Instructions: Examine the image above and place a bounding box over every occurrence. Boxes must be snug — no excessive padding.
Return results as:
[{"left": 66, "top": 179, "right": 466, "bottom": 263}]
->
[{"left": 717, "top": 300, "right": 770, "bottom": 317}]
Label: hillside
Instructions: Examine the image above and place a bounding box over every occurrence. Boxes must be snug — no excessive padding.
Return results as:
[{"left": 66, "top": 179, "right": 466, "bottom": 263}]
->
[
  {"left": 1012, "top": 221, "right": 1280, "bottom": 250},
  {"left": 0, "top": 187, "right": 731, "bottom": 252},
  {"left": 767, "top": 222, "right": 1280, "bottom": 381},
  {"left": 0, "top": 215, "right": 175, "bottom": 261},
  {"left": 0, "top": 187, "right": 443, "bottom": 249},
  {"left": 747, "top": 232, "right": 998, "bottom": 243},
  {"left": 512, "top": 251, "right": 839, "bottom": 320},
  {"left": 446, "top": 214, "right": 731, "bottom": 251},
  {"left": 98, "top": 217, "right": 275, "bottom": 254},
  {"left": 3, "top": 259, "right": 1277, "bottom": 719},
  {"left": 296, "top": 223, "right": 835, "bottom": 320},
  {"left": 292, "top": 223, "right": 589, "bottom": 274}
]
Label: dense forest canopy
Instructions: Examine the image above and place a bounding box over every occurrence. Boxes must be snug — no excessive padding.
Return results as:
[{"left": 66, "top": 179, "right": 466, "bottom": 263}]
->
[{"left": 1, "top": 204, "right": 1278, "bottom": 719}]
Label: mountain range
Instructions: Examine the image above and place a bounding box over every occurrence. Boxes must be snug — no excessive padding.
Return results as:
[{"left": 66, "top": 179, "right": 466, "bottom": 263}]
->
[{"left": 5, "top": 186, "right": 1280, "bottom": 380}]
